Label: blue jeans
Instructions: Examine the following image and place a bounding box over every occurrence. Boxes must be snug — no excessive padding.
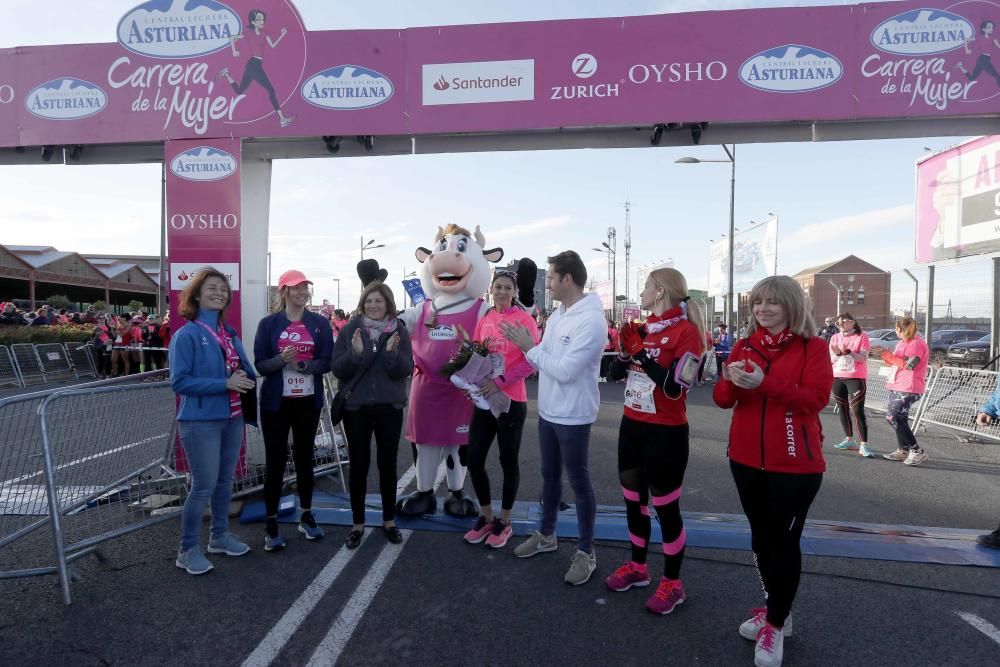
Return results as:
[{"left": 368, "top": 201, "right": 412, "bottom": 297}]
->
[
  {"left": 538, "top": 417, "right": 596, "bottom": 554},
  {"left": 178, "top": 417, "right": 244, "bottom": 551}
]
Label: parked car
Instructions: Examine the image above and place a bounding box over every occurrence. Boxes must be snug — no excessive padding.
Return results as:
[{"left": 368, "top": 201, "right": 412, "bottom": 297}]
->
[
  {"left": 946, "top": 334, "right": 992, "bottom": 367},
  {"left": 866, "top": 328, "right": 899, "bottom": 355},
  {"left": 930, "top": 329, "right": 987, "bottom": 361}
]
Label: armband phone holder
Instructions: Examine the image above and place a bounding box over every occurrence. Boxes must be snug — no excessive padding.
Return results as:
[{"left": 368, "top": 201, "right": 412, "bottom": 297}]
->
[{"left": 674, "top": 351, "right": 702, "bottom": 390}]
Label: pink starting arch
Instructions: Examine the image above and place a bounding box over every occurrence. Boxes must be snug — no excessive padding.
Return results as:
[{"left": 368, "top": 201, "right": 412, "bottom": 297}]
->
[{"left": 1, "top": 0, "right": 998, "bottom": 343}]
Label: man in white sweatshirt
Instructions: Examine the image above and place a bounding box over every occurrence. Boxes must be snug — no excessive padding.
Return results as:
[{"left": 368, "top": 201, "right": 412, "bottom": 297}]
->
[{"left": 501, "top": 250, "right": 607, "bottom": 585}]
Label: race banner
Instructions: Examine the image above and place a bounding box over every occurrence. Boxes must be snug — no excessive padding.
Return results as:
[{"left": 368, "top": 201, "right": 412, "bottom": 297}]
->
[
  {"left": 707, "top": 218, "right": 778, "bottom": 297},
  {"left": 916, "top": 135, "right": 1000, "bottom": 263},
  {"left": 2, "top": 1, "right": 1000, "bottom": 146}
]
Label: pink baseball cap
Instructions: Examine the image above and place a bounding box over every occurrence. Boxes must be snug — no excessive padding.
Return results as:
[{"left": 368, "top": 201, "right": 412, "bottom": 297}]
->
[{"left": 278, "top": 269, "right": 313, "bottom": 289}]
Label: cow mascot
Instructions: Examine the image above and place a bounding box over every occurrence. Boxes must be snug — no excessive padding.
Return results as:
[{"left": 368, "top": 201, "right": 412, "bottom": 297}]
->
[{"left": 396, "top": 224, "right": 504, "bottom": 517}]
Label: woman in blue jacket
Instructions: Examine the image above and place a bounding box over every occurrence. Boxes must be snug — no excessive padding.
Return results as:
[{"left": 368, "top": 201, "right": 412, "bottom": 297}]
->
[
  {"left": 169, "top": 267, "right": 258, "bottom": 576},
  {"left": 253, "top": 270, "right": 333, "bottom": 551}
]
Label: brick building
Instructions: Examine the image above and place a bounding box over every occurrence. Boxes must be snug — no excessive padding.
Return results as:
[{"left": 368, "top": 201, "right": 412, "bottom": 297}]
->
[{"left": 791, "top": 255, "right": 892, "bottom": 330}]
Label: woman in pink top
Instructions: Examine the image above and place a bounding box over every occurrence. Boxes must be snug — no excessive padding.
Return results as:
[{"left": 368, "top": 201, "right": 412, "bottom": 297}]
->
[
  {"left": 218, "top": 9, "right": 294, "bottom": 128},
  {"left": 463, "top": 269, "right": 540, "bottom": 549},
  {"left": 871, "top": 316, "right": 930, "bottom": 466},
  {"left": 829, "top": 312, "right": 874, "bottom": 458}
]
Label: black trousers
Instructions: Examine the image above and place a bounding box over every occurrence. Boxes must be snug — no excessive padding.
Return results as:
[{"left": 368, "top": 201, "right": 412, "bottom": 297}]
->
[
  {"left": 467, "top": 401, "right": 528, "bottom": 510},
  {"left": 233, "top": 57, "right": 281, "bottom": 111},
  {"left": 730, "top": 460, "right": 822, "bottom": 627},
  {"left": 342, "top": 404, "right": 402, "bottom": 524},
  {"left": 261, "top": 397, "right": 321, "bottom": 517}
]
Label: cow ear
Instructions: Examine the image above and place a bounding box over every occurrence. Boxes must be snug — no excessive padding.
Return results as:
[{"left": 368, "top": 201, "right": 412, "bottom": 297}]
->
[
  {"left": 483, "top": 247, "right": 504, "bottom": 263},
  {"left": 415, "top": 247, "right": 432, "bottom": 263}
]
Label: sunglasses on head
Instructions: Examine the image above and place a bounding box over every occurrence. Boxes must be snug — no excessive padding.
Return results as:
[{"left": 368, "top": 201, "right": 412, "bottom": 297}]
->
[{"left": 494, "top": 269, "right": 518, "bottom": 281}]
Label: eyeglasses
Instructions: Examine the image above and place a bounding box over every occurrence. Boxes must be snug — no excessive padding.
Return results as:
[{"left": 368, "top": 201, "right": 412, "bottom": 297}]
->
[{"left": 494, "top": 269, "right": 518, "bottom": 281}]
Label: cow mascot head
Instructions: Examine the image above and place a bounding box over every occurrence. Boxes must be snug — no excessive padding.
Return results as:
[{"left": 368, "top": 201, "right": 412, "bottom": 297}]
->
[{"left": 396, "top": 224, "right": 503, "bottom": 517}]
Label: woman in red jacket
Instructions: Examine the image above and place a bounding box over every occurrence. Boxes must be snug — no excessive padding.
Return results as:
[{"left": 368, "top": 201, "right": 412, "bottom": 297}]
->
[
  {"left": 713, "top": 276, "right": 833, "bottom": 667},
  {"left": 605, "top": 268, "right": 705, "bottom": 615}
]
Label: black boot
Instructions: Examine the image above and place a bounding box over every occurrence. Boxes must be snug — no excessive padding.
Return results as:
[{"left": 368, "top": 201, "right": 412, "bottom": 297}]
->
[
  {"left": 443, "top": 490, "right": 478, "bottom": 518},
  {"left": 395, "top": 490, "right": 437, "bottom": 516},
  {"left": 977, "top": 527, "right": 1000, "bottom": 550}
]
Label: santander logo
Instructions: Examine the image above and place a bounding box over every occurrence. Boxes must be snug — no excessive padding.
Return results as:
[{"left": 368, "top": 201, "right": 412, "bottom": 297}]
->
[
  {"left": 26, "top": 78, "right": 108, "bottom": 120},
  {"left": 169, "top": 146, "right": 238, "bottom": 182},
  {"left": 117, "top": 0, "right": 243, "bottom": 59},
  {"left": 433, "top": 76, "right": 450, "bottom": 91}
]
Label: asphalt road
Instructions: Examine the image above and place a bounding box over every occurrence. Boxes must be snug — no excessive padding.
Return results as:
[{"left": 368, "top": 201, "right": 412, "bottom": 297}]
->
[{"left": 1, "top": 379, "right": 999, "bottom": 665}]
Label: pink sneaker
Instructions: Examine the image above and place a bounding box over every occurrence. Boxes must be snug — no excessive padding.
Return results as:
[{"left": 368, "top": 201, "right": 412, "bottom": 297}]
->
[
  {"left": 645, "top": 577, "right": 686, "bottom": 615},
  {"left": 463, "top": 516, "right": 493, "bottom": 544},
  {"left": 605, "top": 561, "right": 651, "bottom": 591},
  {"left": 485, "top": 519, "right": 513, "bottom": 548}
]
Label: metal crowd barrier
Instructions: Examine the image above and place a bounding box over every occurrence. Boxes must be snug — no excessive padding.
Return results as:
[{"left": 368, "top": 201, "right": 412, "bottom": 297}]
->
[
  {"left": 64, "top": 342, "right": 97, "bottom": 379},
  {"left": 862, "top": 358, "right": 933, "bottom": 421},
  {"left": 226, "top": 374, "right": 350, "bottom": 499},
  {"left": 0, "top": 345, "right": 21, "bottom": 388},
  {"left": 10, "top": 343, "right": 45, "bottom": 386},
  {"left": 0, "top": 371, "right": 175, "bottom": 605},
  {"left": 34, "top": 342, "right": 77, "bottom": 382},
  {"left": 915, "top": 367, "right": 1000, "bottom": 442}
]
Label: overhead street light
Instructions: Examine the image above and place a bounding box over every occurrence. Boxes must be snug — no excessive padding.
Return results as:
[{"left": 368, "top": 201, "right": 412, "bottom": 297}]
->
[
  {"left": 361, "top": 236, "right": 386, "bottom": 260},
  {"left": 676, "top": 145, "right": 736, "bottom": 328}
]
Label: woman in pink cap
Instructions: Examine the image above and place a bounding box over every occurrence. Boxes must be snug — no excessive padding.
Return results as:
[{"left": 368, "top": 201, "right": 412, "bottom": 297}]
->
[{"left": 253, "top": 269, "right": 333, "bottom": 551}]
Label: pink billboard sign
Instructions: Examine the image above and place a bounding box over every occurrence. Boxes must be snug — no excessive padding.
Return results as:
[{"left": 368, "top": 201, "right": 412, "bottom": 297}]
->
[
  {"left": 915, "top": 134, "right": 1000, "bottom": 263},
  {"left": 0, "top": 0, "right": 998, "bottom": 145}
]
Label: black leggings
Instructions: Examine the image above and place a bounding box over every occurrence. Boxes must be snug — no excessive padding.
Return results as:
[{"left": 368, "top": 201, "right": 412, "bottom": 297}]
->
[
  {"left": 342, "top": 404, "right": 402, "bottom": 524},
  {"left": 730, "top": 460, "right": 822, "bottom": 627},
  {"left": 618, "top": 416, "right": 689, "bottom": 580},
  {"left": 967, "top": 54, "right": 1000, "bottom": 86},
  {"left": 232, "top": 57, "right": 281, "bottom": 111},
  {"left": 831, "top": 378, "right": 868, "bottom": 441},
  {"left": 261, "top": 398, "right": 320, "bottom": 517},
  {"left": 467, "top": 401, "right": 527, "bottom": 510}
]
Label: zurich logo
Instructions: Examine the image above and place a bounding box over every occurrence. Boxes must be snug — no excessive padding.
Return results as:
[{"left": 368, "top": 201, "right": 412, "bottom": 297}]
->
[
  {"left": 117, "top": 0, "right": 242, "bottom": 59},
  {"left": 870, "top": 9, "right": 974, "bottom": 56},
  {"left": 169, "top": 146, "right": 238, "bottom": 182},
  {"left": 25, "top": 78, "right": 108, "bottom": 120},
  {"left": 572, "top": 53, "right": 598, "bottom": 79},
  {"left": 739, "top": 45, "right": 843, "bottom": 93},
  {"left": 301, "top": 65, "right": 394, "bottom": 110}
]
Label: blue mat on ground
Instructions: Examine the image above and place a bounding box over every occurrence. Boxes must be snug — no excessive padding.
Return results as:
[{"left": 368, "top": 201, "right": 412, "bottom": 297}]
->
[{"left": 239, "top": 491, "right": 1000, "bottom": 568}]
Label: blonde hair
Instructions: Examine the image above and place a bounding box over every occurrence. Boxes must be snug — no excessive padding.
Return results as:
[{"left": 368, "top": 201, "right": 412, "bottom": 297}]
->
[
  {"left": 648, "top": 267, "right": 706, "bottom": 353},
  {"left": 746, "top": 275, "right": 815, "bottom": 338},
  {"left": 895, "top": 316, "right": 918, "bottom": 341}
]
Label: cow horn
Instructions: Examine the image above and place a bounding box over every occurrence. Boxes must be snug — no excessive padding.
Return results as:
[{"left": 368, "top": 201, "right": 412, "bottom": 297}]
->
[
  {"left": 474, "top": 225, "right": 486, "bottom": 247},
  {"left": 434, "top": 226, "right": 445, "bottom": 243}
]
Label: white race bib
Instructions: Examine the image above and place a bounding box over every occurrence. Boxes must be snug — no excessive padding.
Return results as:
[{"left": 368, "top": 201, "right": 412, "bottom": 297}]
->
[
  {"left": 878, "top": 365, "right": 898, "bottom": 383},
  {"left": 834, "top": 355, "right": 856, "bottom": 374},
  {"left": 282, "top": 367, "right": 315, "bottom": 397},
  {"left": 625, "top": 371, "right": 656, "bottom": 414}
]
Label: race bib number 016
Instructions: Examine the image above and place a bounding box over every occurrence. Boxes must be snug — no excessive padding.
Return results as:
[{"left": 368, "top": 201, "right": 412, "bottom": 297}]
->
[
  {"left": 282, "top": 367, "right": 315, "bottom": 397},
  {"left": 625, "top": 371, "right": 655, "bottom": 413}
]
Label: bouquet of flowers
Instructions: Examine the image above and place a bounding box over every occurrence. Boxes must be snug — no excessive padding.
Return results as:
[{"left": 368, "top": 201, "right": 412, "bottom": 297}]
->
[{"left": 440, "top": 325, "right": 511, "bottom": 417}]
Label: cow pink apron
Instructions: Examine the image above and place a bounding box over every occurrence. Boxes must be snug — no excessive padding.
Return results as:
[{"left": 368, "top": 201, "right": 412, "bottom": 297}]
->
[{"left": 405, "top": 299, "right": 483, "bottom": 446}]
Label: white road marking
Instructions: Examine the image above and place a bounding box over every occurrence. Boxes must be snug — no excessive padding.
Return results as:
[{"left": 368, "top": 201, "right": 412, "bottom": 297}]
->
[
  {"left": 395, "top": 464, "right": 416, "bottom": 495},
  {"left": 305, "top": 530, "right": 412, "bottom": 667},
  {"left": 956, "top": 611, "right": 1000, "bottom": 647},
  {"left": 240, "top": 545, "right": 361, "bottom": 667}
]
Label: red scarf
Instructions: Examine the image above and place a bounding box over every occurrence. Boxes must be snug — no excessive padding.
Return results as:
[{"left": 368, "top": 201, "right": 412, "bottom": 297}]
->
[{"left": 749, "top": 326, "right": 796, "bottom": 356}]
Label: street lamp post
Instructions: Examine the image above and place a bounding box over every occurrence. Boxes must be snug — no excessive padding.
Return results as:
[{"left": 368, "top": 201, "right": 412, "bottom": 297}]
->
[
  {"left": 676, "top": 145, "right": 736, "bottom": 329},
  {"left": 331, "top": 277, "right": 340, "bottom": 309},
  {"left": 360, "top": 236, "right": 386, "bottom": 260},
  {"left": 592, "top": 238, "right": 617, "bottom": 319}
]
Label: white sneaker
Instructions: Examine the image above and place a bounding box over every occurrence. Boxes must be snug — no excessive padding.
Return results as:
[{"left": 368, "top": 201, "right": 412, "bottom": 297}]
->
[
  {"left": 754, "top": 622, "right": 784, "bottom": 667},
  {"left": 513, "top": 530, "right": 558, "bottom": 558},
  {"left": 564, "top": 549, "right": 597, "bottom": 586},
  {"left": 904, "top": 450, "right": 928, "bottom": 466},
  {"left": 882, "top": 449, "right": 908, "bottom": 461},
  {"left": 739, "top": 607, "right": 793, "bottom": 641}
]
